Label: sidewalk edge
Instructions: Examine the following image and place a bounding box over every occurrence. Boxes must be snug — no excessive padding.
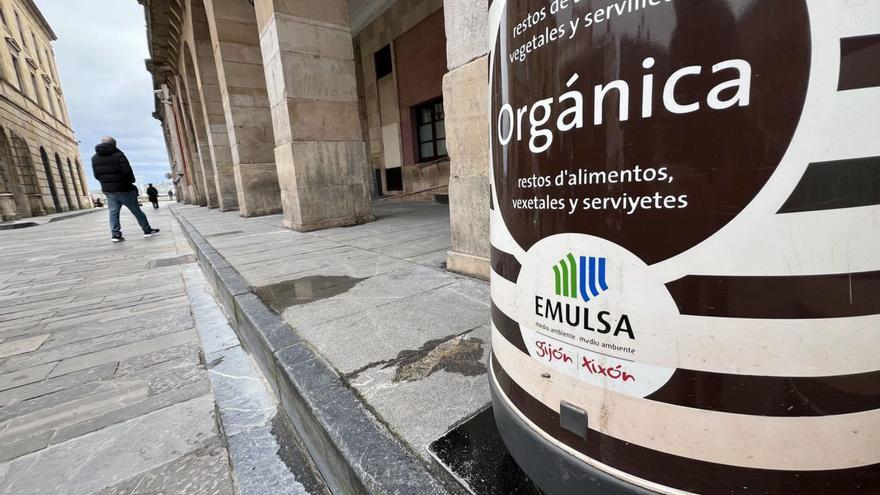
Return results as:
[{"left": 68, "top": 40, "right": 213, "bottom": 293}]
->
[{"left": 170, "top": 206, "right": 450, "bottom": 495}]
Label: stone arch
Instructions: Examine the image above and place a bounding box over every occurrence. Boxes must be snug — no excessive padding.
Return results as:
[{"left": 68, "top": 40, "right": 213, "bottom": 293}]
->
[
  {"left": 75, "top": 158, "right": 89, "bottom": 198},
  {"left": 40, "top": 146, "right": 62, "bottom": 213},
  {"left": 180, "top": 42, "right": 218, "bottom": 207},
  {"left": 9, "top": 132, "right": 44, "bottom": 216},
  {"left": 0, "top": 130, "right": 15, "bottom": 220},
  {"left": 55, "top": 152, "right": 75, "bottom": 210},
  {"left": 188, "top": 0, "right": 238, "bottom": 211},
  {"left": 67, "top": 157, "right": 84, "bottom": 208},
  {"left": 167, "top": 92, "right": 201, "bottom": 205},
  {"left": 173, "top": 72, "right": 209, "bottom": 206}
]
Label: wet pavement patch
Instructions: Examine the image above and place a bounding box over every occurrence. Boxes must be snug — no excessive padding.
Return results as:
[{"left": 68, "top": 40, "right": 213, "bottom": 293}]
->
[
  {"left": 253, "top": 275, "right": 366, "bottom": 313},
  {"left": 388, "top": 335, "right": 486, "bottom": 383},
  {"left": 269, "top": 414, "right": 329, "bottom": 494},
  {"left": 146, "top": 254, "right": 196, "bottom": 269},
  {"left": 430, "top": 407, "right": 540, "bottom": 495},
  {"left": 205, "top": 230, "right": 244, "bottom": 238}
]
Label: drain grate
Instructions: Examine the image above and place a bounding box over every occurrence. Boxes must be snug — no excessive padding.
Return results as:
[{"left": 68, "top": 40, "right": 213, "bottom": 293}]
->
[
  {"left": 146, "top": 254, "right": 196, "bottom": 269},
  {"left": 429, "top": 407, "right": 541, "bottom": 495}
]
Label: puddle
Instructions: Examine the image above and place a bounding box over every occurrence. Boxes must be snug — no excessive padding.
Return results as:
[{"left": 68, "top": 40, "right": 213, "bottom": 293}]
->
[
  {"left": 386, "top": 335, "right": 486, "bottom": 383},
  {"left": 146, "top": 254, "right": 196, "bottom": 269},
  {"left": 430, "top": 407, "right": 540, "bottom": 495},
  {"left": 253, "top": 275, "right": 366, "bottom": 313}
]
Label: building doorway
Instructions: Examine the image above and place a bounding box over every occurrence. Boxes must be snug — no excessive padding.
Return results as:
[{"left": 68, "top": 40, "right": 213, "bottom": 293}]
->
[
  {"left": 67, "top": 158, "right": 82, "bottom": 208},
  {"left": 55, "top": 152, "right": 74, "bottom": 210},
  {"left": 40, "top": 147, "right": 62, "bottom": 213}
]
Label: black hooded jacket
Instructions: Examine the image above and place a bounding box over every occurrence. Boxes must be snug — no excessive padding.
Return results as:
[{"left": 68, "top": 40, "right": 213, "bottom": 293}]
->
[{"left": 92, "top": 143, "right": 137, "bottom": 193}]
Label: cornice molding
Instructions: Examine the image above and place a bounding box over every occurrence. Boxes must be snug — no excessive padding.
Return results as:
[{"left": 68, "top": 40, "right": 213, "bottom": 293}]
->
[{"left": 5, "top": 36, "right": 21, "bottom": 53}]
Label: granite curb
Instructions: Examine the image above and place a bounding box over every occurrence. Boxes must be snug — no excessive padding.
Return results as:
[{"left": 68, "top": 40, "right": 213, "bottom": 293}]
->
[
  {"left": 170, "top": 207, "right": 451, "bottom": 495},
  {"left": 0, "top": 208, "right": 99, "bottom": 230}
]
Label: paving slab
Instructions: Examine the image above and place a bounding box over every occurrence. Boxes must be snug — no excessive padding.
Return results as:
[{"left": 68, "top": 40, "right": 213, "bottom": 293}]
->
[
  {"left": 0, "top": 395, "right": 219, "bottom": 495},
  {"left": 50, "top": 330, "right": 195, "bottom": 377},
  {"left": 0, "top": 363, "right": 56, "bottom": 391},
  {"left": 0, "top": 209, "right": 240, "bottom": 494},
  {"left": 349, "top": 326, "right": 492, "bottom": 462},
  {"left": 301, "top": 282, "right": 489, "bottom": 375},
  {"left": 95, "top": 439, "right": 235, "bottom": 495}
]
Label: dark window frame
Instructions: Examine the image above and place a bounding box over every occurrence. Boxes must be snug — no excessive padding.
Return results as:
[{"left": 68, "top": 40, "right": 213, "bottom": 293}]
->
[
  {"left": 374, "top": 44, "right": 392, "bottom": 80},
  {"left": 30, "top": 72, "right": 41, "bottom": 105},
  {"left": 413, "top": 97, "right": 446, "bottom": 163}
]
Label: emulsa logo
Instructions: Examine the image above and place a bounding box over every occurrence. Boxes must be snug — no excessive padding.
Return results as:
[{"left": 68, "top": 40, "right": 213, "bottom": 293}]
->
[{"left": 536, "top": 253, "right": 635, "bottom": 340}]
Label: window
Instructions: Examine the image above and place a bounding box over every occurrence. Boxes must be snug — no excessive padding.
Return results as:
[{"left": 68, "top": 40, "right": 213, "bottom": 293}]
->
[
  {"left": 10, "top": 53, "right": 24, "bottom": 92},
  {"left": 374, "top": 44, "right": 392, "bottom": 80},
  {"left": 46, "top": 84, "right": 55, "bottom": 114},
  {"left": 30, "top": 72, "right": 41, "bottom": 104},
  {"left": 31, "top": 32, "right": 39, "bottom": 61},
  {"left": 14, "top": 12, "right": 24, "bottom": 46},
  {"left": 414, "top": 98, "right": 446, "bottom": 162}
]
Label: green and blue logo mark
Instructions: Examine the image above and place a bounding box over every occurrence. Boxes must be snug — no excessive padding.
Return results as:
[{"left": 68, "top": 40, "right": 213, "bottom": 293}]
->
[{"left": 552, "top": 254, "right": 609, "bottom": 302}]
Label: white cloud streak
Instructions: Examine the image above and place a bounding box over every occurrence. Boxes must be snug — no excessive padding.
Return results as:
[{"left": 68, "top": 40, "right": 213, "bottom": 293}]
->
[{"left": 36, "top": 0, "right": 169, "bottom": 191}]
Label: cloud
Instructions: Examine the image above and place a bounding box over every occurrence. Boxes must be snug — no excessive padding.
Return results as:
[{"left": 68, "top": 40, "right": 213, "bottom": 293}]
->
[{"left": 36, "top": 0, "right": 169, "bottom": 191}]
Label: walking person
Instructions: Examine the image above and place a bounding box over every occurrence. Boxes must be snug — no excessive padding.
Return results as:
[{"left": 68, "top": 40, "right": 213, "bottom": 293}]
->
[
  {"left": 91, "top": 136, "right": 160, "bottom": 243},
  {"left": 146, "top": 183, "right": 159, "bottom": 209},
  {"left": 168, "top": 190, "right": 174, "bottom": 202}
]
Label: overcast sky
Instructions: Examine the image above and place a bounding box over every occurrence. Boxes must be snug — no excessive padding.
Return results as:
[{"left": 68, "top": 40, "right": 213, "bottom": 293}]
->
[{"left": 36, "top": 0, "right": 168, "bottom": 191}]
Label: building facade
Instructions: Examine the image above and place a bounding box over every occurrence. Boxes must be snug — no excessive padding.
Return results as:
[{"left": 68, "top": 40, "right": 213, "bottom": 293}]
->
[
  {"left": 138, "top": 0, "right": 489, "bottom": 279},
  {"left": 0, "top": 0, "right": 89, "bottom": 220}
]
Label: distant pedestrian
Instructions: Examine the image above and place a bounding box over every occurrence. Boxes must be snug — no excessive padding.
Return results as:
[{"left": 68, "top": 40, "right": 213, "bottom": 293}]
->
[
  {"left": 168, "top": 190, "right": 174, "bottom": 201},
  {"left": 146, "top": 183, "right": 159, "bottom": 209},
  {"left": 91, "top": 136, "right": 160, "bottom": 243}
]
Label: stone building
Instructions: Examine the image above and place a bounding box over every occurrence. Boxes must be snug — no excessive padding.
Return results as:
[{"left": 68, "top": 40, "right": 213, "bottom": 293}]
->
[
  {"left": 138, "top": 0, "right": 489, "bottom": 279},
  {"left": 0, "top": 0, "right": 89, "bottom": 220}
]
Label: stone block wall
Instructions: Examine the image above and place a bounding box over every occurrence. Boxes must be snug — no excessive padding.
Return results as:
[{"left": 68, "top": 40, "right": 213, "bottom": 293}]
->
[
  {"left": 354, "top": 0, "right": 443, "bottom": 196},
  {"left": 0, "top": 80, "right": 89, "bottom": 219},
  {"left": 442, "top": 0, "right": 489, "bottom": 280}
]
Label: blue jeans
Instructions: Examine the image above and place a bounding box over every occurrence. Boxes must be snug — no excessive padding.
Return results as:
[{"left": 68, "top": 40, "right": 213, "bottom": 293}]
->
[{"left": 106, "top": 191, "right": 152, "bottom": 237}]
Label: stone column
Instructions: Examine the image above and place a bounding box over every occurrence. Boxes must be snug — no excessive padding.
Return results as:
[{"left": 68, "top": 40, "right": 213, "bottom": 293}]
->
[
  {"left": 193, "top": 1, "right": 239, "bottom": 212},
  {"left": 178, "top": 70, "right": 218, "bottom": 207},
  {"left": 172, "top": 86, "right": 208, "bottom": 206},
  {"left": 162, "top": 97, "right": 187, "bottom": 203},
  {"left": 254, "top": 0, "right": 373, "bottom": 231},
  {"left": 442, "top": 0, "right": 490, "bottom": 280},
  {"left": 203, "top": 0, "right": 282, "bottom": 217}
]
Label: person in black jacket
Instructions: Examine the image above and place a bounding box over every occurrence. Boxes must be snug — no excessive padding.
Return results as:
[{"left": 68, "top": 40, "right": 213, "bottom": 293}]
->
[
  {"left": 91, "top": 136, "right": 159, "bottom": 243},
  {"left": 146, "top": 184, "right": 159, "bottom": 209}
]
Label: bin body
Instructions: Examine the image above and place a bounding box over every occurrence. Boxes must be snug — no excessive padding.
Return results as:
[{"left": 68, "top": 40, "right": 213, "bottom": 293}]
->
[{"left": 488, "top": 1, "right": 880, "bottom": 493}]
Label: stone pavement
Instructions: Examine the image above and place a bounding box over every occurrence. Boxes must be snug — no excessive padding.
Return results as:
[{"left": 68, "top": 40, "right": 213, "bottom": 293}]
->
[
  {"left": 171, "top": 201, "right": 492, "bottom": 485},
  {"left": 0, "top": 206, "right": 325, "bottom": 494},
  {"left": 0, "top": 208, "right": 101, "bottom": 230}
]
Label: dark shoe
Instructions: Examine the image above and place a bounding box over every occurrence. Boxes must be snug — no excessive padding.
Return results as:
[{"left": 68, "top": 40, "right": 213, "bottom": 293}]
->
[
  {"left": 111, "top": 236, "right": 125, "bottom": 243},
  {"left": 143, "top": 229, "right": 160, "bottom": 238}
]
